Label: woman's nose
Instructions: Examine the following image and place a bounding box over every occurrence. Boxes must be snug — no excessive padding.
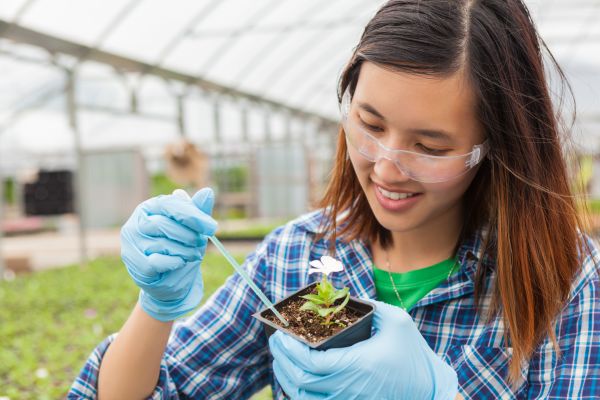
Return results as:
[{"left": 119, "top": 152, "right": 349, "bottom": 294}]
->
[{"left": 372, "top": 156, "right": 412, "bottom": 182}]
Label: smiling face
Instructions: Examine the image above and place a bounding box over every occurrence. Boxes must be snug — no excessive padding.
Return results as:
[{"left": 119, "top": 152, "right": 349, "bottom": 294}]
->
[{"left": 346, "top": 62, "right": 486, "bottom": 236}]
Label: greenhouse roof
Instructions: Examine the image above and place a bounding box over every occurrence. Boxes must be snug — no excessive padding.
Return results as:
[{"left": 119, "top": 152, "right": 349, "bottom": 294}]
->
[{"left": 0, "top": 0, "right": 599, "bottom": 154}]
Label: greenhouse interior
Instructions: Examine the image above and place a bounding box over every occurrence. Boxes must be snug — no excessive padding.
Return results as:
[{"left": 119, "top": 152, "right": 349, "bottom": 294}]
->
[{"left": 1, "top": 0, "right": 599, "bottom": 398}]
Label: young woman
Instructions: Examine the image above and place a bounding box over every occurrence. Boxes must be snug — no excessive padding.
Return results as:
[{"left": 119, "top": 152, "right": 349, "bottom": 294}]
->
[{"left": 69, "top": 0, "right": 599, "bottom": 399}]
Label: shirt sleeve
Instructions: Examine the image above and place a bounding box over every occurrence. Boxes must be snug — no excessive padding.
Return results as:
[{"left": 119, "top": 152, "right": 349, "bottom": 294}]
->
[
  {"left": 526, "top": 238, "right": 600, "bottom": 399},
  {"left": 67, "top": 231, "right": 280, "bottom": 399}
]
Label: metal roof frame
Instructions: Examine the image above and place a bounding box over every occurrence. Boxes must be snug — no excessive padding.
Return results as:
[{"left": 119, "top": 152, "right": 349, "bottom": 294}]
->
[{"left": 0, "top": 19, "right": 337, "bottom": 126}]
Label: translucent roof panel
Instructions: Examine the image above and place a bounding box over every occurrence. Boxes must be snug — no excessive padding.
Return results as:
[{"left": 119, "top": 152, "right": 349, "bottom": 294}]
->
[
  {"left": 531, "top": 0, "right": 600, "bottom": 67},
  {"left": 0, "top": 0, "right": 599, "bottom": 149},
  {"left": 0, "top": 50, "right": 63, "bottom": 112},
  {"left": 0, "top": 0, "right": 383, "bottom": 120},
  {"left": 17, "top": 0, "right": 129, "bottom": 45}
]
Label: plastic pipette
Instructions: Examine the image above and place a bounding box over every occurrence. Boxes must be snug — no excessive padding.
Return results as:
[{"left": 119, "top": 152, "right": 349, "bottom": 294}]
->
[{"left": 172, "top": 189, "right": 289, "bottom": 327}]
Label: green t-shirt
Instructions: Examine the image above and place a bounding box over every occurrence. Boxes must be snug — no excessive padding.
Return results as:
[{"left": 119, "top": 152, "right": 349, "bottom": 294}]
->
[{"left": 373, "top": 257, "right": 458, "bottom": 310}]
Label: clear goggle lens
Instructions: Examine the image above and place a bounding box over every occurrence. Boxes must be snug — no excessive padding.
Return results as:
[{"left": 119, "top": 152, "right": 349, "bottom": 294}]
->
[{"left": 340, "top": 89, "right": 488, "bottom": 183}]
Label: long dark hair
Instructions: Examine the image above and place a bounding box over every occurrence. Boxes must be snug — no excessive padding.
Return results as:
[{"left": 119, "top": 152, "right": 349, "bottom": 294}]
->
[{"left": 316, "top": 0, "right": 589, "bottom": 382}]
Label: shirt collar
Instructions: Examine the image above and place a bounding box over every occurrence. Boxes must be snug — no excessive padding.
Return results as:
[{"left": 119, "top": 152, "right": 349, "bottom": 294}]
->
[
  {"left": 327, "top": 225, "right": 496, "bottom": 309},
  {"left": 299, "top": 209, "right": 496, "bottom": 305},
  {"left": 413, "top": 226, "right": 496, "bottom": 309}
]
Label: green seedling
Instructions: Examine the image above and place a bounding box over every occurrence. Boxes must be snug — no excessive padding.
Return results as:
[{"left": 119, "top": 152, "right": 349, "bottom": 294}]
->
[{"left": 300, "top": 256, "right": 350, "bottom": 327}]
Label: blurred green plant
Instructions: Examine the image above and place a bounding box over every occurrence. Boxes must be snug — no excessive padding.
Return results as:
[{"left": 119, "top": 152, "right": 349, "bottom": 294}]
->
[
  {"left": 0, "top": 254, "right": 272, "bottom": 399},
  {"left": 213, "top": 165, "right": 248, "bottom": 193},
  {"left": 3, "top": 178, "right": 15, "bottom": 204},
  {"left": 573, "top": 155, "right": 593, "bottom": 194},
  {"left": 150, "top": 173, "right": 180, "bottom": 197},
  {"left": 216, "top": 221, "right": 287, "bottom": 240},
  {"left": 221, "top": 206, "right": 247, "bottom": 220},
  {"left": 587, "top": 199, "right": 600, "bottom": 215}
]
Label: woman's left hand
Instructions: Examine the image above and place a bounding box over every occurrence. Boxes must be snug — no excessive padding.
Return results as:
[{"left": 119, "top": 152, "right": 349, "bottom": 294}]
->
[{"left": 268, "top": 300, "right": 458, "bottom": 400}]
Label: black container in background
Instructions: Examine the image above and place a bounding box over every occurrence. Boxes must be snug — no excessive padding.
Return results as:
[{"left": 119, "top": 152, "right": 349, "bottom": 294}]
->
[
  {"left": 23, "top": 170, "right": 74, "bottom": 216},
  {"left": 253, "top": 282, "right": 375, "bottom": 350}
]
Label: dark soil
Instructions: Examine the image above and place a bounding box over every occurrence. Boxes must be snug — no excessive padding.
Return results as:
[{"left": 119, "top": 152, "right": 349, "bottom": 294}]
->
[{"left": 264, "top": 290, "right": 363, "bottom": 343}]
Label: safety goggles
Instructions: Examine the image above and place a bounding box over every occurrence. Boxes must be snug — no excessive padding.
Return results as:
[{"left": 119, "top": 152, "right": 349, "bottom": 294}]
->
[{"left": 340, "top": 89, "right": 489, "bottom": 183}]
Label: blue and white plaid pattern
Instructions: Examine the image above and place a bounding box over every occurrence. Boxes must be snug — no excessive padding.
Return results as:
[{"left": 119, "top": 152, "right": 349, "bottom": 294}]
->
[{"left": 68, "top": 210, "right": 600, "bottom": 399}]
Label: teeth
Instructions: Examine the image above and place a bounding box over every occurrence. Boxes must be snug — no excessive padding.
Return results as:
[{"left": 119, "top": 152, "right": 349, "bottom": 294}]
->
[{"left": 378, "top": 187, "right": 417, "bottom": 200}]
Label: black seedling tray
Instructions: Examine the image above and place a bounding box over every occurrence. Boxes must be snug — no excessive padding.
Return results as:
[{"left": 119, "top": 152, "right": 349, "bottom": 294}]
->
[{"left": 253, "top": 282, "right": 375, "bottom": 350}]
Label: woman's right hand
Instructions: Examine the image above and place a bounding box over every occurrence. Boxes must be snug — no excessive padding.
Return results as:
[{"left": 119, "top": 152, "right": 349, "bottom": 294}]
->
[{"left": 120, "top": 188, "right": 218, "bottom": 322}]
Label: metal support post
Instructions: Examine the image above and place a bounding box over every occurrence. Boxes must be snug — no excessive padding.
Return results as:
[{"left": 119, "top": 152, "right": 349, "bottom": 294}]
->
[
  {"left": 263, "top": 109, "right": 271, "bottom": 143},
  {"left": 213, "top": 97, "right": 223, "bottom": 216},
  {"left": 240, "top": 105, "right": 249, "bottom": 143},
  {"left": 66, "top": 69, "right": 88, "bottom": 264},
  {"left": 176, "top": 94, "right": 186, "bottom": 137}
]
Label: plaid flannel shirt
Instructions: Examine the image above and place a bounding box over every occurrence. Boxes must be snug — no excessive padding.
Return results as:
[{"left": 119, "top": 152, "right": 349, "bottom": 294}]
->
[{"left": 68, "top": 209, "right": 600, "bottom": 399}]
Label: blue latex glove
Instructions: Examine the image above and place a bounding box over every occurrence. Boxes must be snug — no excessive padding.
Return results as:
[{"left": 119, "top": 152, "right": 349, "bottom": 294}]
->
[
  {"left": 120, "top": 188, "right": 217, "bottom": 322},
  {"left": 268, "top": 300, "right": 458, "bottom": 400}
]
